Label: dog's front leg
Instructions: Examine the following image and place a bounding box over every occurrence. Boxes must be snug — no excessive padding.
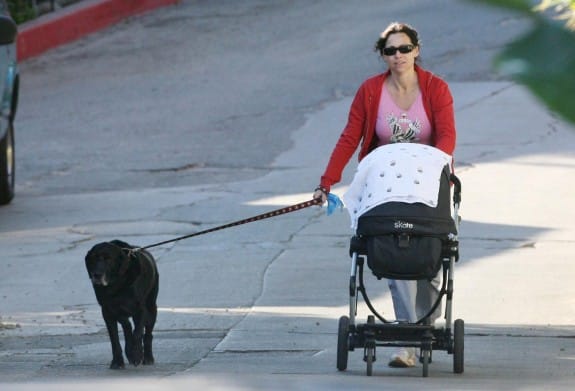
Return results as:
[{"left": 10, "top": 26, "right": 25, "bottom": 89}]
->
[
  {"left": 103, "top": 309, "right": 124, "bottom": 369},
  {"left": 118, "top": 317, "right": 134, "bottom": 364},
  {"left": 143, "top": 304, "right": 157, "bottom": 365},
  {"left": 129, "top": 311, "right": 146, "bottom": 366}
]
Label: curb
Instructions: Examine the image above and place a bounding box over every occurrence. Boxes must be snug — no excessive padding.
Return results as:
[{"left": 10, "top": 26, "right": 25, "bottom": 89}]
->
[{"left": 17, "top": 0, "right": 179, "bottom": 61}]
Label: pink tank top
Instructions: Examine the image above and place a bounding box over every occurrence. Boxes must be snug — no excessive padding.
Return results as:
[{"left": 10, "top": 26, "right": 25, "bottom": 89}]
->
[{"left": 375, "top": 85, "right": 432, "bottom": 146}]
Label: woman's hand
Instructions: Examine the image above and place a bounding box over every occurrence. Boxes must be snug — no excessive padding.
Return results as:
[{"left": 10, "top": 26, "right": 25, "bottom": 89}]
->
[{"left": 313, "top": 186, "right": 328, "bottom": 204}]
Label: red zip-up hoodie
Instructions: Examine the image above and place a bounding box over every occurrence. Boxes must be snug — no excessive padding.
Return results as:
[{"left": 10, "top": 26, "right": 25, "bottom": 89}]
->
[{"left": 319, "top": 65, "right": 456, "bottom": 192}]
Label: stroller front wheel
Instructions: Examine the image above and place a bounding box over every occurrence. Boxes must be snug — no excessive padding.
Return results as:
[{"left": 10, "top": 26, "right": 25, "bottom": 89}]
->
[
  {"left": 421, "top": 348, "right": 430, "bottom": 377},
  {"left": 365, "top": 345, "right": 374, "bottom": 376}
]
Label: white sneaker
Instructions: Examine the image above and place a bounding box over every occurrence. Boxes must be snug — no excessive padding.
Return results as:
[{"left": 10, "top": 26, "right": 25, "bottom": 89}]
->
[{"left": 388, "top": 348, "right": 416, "bottom": 368}]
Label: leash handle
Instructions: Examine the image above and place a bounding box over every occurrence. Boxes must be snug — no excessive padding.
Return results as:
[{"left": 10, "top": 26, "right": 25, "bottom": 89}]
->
[{"left": 135, "top": 198, "right": 322, "bottom": 252}]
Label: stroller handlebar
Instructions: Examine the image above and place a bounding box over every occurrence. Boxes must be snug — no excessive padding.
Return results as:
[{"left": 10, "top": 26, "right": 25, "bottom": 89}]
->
[{"left": 450, "top": 174, "right": 462, "bottom": 205}]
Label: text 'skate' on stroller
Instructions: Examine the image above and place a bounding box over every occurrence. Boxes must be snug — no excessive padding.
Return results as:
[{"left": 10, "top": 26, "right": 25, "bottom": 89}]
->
[{"left": 337, "top": 143, "right": 462, "bottom": 377}]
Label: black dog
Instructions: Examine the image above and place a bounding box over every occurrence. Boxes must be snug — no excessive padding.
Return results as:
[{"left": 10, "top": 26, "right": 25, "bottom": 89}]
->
[{"left": 85, "top": 240, "right": 159, "bottom": 369}]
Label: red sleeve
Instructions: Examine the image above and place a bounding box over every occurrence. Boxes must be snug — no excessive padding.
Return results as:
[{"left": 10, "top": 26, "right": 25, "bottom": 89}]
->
[
  {"left": 319, "top": 84, "right": 367, "bottom": 191},
  {"left": 431, "top": 81, "right": 456, "bottom": 155}
]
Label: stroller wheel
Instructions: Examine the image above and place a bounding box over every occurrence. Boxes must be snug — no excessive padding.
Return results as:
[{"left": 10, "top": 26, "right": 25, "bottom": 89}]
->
[
  {"left": 365, "top": 345, "right": 375, "bottom": 376},
  {"left": 337, "top": 316, "right": 350, "bottom": 371},
  {"left": 365, "top": 315, "right": 375, "bottom": 376},
  {"left": 421, "top": 348, "right": 430, "bottom": 377},
  {"left": 419, "top": 348, "right": 432, "bottom": 364},
  {"left": 453, "top": 319, "right": 464, "bottom": 374}
]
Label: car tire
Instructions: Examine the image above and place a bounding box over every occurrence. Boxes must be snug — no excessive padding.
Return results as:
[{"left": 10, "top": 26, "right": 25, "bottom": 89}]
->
[{"left": 0, "top": 121, "right": 15, "bottom": 205}]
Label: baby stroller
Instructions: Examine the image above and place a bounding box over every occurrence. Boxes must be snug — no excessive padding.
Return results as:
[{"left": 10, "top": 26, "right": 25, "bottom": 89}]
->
[{"left": 336, "top": 144, "right": 463, "bottom": 377}]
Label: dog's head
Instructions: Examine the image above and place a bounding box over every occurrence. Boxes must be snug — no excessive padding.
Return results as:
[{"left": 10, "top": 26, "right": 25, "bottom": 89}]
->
[{"left": 85, "top": 241, "right": 131, "bottom": 287}]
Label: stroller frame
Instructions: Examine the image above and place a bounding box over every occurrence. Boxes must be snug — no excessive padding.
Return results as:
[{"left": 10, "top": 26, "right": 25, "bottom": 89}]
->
[{"left": 337, "top": 174, "right": 463, "bottom": 377}]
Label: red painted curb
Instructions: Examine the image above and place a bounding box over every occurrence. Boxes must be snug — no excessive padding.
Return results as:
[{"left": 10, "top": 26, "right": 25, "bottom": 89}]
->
[{"left": 17, "top": 0, "right": 179, "bottom": 61}]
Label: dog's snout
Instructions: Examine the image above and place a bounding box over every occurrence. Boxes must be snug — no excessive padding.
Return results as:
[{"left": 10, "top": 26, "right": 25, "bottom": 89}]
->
[{"left": 91, "top": 272, "right": 108, "bottom": 286}]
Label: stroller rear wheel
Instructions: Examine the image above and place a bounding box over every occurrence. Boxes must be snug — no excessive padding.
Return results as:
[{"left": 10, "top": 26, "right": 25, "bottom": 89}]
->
[
  {"left": 337, "top": 316, "right": 350, "bottom": 371},
  {"left": 453, "top": 319, "right": 464, "bottom": 373}
]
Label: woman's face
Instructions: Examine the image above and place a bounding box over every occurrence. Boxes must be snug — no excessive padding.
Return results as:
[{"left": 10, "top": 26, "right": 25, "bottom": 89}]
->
[{"left": 382, "top": 32, "right": 419, "bottom": 74}]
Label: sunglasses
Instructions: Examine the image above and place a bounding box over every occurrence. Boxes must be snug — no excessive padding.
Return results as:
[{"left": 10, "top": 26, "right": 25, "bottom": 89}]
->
[{"left": 382, "top": 44, "right": 415, "bottom": 56}]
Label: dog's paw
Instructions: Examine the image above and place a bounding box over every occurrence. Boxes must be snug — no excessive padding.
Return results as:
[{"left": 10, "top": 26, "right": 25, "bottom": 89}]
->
[
  {"left": 143, "top": 354, "right": 155, "bottom": 365},
  {"left": 109, "top": 358, "right": 125, "bottom": 370},
  {"left": 125, "top": 345, "right": 134, "bottom": 364},
  {"left": 130, "top": 343, "right": 144, "bottom": 366}
]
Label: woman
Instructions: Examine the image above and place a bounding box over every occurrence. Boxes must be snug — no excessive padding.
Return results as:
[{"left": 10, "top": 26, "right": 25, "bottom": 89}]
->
[{"left": 313, "top": 22, "right": 456, "bottom": 368}]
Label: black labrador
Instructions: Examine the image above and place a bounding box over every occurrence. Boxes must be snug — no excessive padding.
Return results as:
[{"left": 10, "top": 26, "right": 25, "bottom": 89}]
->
[{"left": 85, "top": 240, "right": 159, "bottom": 369}]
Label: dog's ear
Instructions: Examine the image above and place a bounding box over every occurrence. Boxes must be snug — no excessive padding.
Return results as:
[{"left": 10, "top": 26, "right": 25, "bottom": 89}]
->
[{"left": 85, "top": 248, "right": 94, "bottom": 265}]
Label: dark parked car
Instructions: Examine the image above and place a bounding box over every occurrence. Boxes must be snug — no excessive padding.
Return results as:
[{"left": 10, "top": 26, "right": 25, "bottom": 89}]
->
[{"left": 0, "top": 0, "right": 18, "bottom": 205}]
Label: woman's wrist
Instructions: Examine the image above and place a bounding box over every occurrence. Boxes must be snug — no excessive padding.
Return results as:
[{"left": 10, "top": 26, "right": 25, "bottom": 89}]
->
[{"left": 314, "top": 186, "right": 328, "bottom": 196}]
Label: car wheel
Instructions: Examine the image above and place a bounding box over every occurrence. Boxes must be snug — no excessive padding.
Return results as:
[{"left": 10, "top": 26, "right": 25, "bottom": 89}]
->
[{"left": 0, "top": 121, "right": 15, "bottom": 205}]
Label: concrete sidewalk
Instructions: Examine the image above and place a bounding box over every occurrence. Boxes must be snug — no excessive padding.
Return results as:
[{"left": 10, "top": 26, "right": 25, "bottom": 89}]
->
[
  {"left": 1, "top": 80, "right": 574, "bottom": 390},
  {"left": 17, "top": 0, "right": 180, "bottom": 61}
]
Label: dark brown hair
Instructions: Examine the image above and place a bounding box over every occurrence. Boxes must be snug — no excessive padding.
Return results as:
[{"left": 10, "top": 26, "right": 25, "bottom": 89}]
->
[{"left": 374, "top": 22, "right": 420, "bottom": 56}]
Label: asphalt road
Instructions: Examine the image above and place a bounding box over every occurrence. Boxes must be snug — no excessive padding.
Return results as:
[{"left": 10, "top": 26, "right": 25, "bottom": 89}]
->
[
  {"left": 13, "top": 0, "right": 529, "bottom": 197},
  {"left": 5, "top": 1, "right": 574, "bottom": 390}
]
